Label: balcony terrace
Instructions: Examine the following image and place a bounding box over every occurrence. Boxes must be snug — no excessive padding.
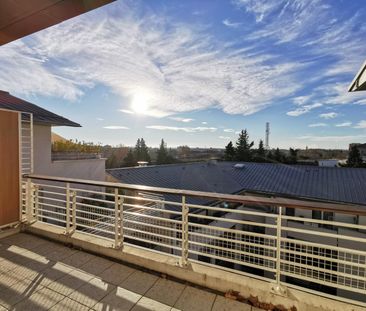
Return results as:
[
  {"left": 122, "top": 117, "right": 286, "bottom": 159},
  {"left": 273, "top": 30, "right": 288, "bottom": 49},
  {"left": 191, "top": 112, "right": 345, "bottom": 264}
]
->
[
  {"left": 1, "top": 232, "right": 251, "bottom": 311},
  {"left": 5, "top": 174, "right": 363, "bottom": 311}
]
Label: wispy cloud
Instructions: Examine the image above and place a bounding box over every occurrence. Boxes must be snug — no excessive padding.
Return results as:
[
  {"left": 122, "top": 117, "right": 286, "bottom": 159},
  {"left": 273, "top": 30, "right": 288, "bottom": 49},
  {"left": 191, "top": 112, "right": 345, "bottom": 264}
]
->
[
  {"left": 308, "top": 123, "right": 327, "bottom": 127},
  {"left": 202, "top": 121, "right": 208, "bottom": 125},
  {"left": 222, "top": 19, "right": 242, "bottom": 28},
  {"left": 169, "top": 117, "right": 194, "bottom": 123},
  {"left": 119, "top": 109, "right": 134, "bottom": 115},
  {"left": 354, "top": 120, "right": 366, "bottom": 129},
  {"left": 0, "top": 2, "right": 302, "bottom": 117},
  {"left": 96, "top": 118, "right": 104, "bottom": 121},
  {"left": 146, "top": 125, "right": 217, "bottom": 133},
  {"left": 219, "top": 136, "right": 231, "bottom": 139},
  {"left": 319, "top": 112, "right": 338, "bottom": 119},
  {"left": 223, "top": 128, "right": 235, "bottom": 132},
  {"left": 335, "top": 122, "right": 352, "bottom": 127},
  {"left": 103, "top": 126, "right": 129, "bottom": 130},
  {"left": 298, "top": 134, "right": 366, "bottom": 142},
  {"left": 286, "top": 103, "right": 322, "bottom": 117}
]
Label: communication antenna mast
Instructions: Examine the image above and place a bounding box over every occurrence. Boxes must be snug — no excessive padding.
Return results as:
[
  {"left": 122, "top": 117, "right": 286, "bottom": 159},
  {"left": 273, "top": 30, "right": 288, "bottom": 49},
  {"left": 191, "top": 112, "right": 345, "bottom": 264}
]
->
[{"left": 265, "top": 122, "right": 270, "bottom": 150}]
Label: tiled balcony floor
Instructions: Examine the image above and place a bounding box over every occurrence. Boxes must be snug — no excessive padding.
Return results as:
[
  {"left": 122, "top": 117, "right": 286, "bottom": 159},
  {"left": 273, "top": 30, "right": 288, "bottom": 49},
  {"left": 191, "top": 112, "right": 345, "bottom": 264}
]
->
[{"left": 0, "top": 233, "right": 257, "bottom": 311}]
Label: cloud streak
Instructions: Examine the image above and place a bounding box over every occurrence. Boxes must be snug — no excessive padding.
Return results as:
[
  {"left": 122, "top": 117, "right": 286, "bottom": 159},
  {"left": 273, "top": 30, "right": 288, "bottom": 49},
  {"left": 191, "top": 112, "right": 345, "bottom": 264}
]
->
[{"left": 146, "top": 125, "right": 217, "bottom": 133}]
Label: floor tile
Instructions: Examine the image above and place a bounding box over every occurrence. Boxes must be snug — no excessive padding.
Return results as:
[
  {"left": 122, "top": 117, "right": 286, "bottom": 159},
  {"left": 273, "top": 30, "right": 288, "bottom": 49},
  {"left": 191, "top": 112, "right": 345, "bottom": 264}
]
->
[
  {"left": 212, "top": 295, "right": 251, "bottom": 311},
  {"left": 145, "top": 278, "right": 185, "bottom": 306},
  {"left": 174, "top": 286, "right": 216, "bottom": 311},
  {"left": 79, "top": 256, "right": 114, "bottom": 276},
  {"left": 99, "top": 262, "right": 136, "bottom": 285},
  {"left": 49, "top": 296, "right": 90, "bottom": 311},
  {"left": 46, "top": 268, "right": 94, "bottom": 296},
  {"left": 0, "top": 277, "right": 44, "bottom": 308},
  {"left": 131, "top": 297, "right": 171, "bottom": 311},
  {"left": 13, "top": 287, "right": 65, "bottom": 311},
  {"left": 68, "top": 277, "right": 116, "bottom": 308},
  {"left": 120, "top": 270, "right": 158, "bottom": 295},
  {"left": 60, "top": 251, "right": 96, "bottom": 268},
  {"left": 25, "top": 262, "right": 74, "bottom": 287},
  {"left": 93, "top": 286, "right": 142, "bottom": 311}
]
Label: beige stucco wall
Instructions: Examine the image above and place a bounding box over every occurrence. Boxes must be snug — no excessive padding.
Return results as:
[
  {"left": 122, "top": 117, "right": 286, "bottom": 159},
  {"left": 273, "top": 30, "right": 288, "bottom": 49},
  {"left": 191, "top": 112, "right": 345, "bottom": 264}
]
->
[{"left": 33, "top": 124, "right": 105, "bottom": 181}]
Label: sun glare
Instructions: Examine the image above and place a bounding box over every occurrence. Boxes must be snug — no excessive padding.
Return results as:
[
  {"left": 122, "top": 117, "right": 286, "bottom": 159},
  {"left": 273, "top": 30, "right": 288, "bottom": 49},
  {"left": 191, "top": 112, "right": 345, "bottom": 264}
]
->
[{"left": 131, "top": 93, "right": 149, "bottom": 114}]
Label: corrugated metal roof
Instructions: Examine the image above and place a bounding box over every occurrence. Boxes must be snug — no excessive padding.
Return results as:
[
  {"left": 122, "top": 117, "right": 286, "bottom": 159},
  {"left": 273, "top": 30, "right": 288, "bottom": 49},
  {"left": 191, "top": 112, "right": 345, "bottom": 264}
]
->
[
  {"left": 0, "top": 90, "right": 80, "bottom": 127},
  {"left": 107, "top": 162, "right": 366, "bottom": 206}
]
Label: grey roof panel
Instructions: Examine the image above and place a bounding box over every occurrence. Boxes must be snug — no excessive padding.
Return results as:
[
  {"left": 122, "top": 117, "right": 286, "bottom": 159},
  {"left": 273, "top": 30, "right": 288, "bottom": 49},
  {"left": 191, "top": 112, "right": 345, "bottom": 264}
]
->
[{"left": 107, "top": 162, "right": 366, "bottom": 206}]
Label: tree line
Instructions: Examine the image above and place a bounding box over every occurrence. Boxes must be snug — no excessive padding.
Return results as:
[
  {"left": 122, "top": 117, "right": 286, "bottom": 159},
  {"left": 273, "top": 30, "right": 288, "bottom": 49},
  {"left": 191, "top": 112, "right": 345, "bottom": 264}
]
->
[{"left": 224, "top": 129, "right": 299, "bottom": 164}]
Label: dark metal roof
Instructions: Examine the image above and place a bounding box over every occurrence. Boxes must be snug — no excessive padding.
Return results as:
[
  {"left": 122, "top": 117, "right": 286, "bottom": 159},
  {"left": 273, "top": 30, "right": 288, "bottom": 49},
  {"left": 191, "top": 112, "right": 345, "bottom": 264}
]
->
[
  {"left": 0, "top": 0, "right": 115, "bottom": 46},
  {"left": 0, "top": 90, "right": 80, "bottom": 127},
  {"left": 107, "top": 162, "right": 366, "bottom": 206}
]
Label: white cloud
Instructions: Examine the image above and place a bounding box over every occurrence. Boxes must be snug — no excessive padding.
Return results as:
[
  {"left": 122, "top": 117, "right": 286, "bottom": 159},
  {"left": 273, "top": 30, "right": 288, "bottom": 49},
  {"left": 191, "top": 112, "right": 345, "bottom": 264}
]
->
[
  {"left": 219, "top": 136, "right": 231, "bottom": 139},
  {"left": 286, "top": 103, "right": 322, "bottom": 117},
  {"left": 335, "top": 122, "right": 352, "bottom": 127},
  {"left": 223, "top": 128, "right": 235, "bottom": 133},
  {"left": 96, "top": 118, "right": 104, "bottom": 121},
  {"left": 202, "top": 121, "right": 208, "bottom": 125},
  {"left": 120, "top": 109, "right": 134, "bottom": 115},
  {"left": 319, "top": 112, "right": 338, "bottom": 119},
  {"left": 222, "top": 19, "right": 242, "bottom": 28},
  {"left": 103, "top": 126, "right": 129, "bottom": 130},
  {"left": 298, "top": 134, "right": 366, "bottom": 142},
  {"left": 308, "top": 123, "right": 327, "bottom": 127},
  {"left": 354, "top": 120, "right": 366, "bottom": 129},
  {"left": 146, "top": 125, "right": 217, "bottom": 133},
  {"left": 0, "top": 2, "right": 302, "bottom": 117},
  {"left": 169, "top": 117, "right": 194, "bottom": 123}
]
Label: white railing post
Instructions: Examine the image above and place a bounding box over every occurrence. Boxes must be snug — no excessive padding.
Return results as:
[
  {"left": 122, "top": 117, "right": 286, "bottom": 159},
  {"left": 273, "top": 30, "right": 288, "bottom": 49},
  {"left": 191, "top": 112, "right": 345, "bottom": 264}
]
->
[
  {"left": 70, "top": 190, "right": 76, "bottom": 234},
  {"left": 33, "top": 185, "right": 39, "bottom": 220},
  {"left": 180, "top": 195, "right": 189, "bottom": 267},
  {"left": 114, "top": 188, "right": 123, "bottom": 249},
  {"left": 26, "top": 178, "right": 33, "bottom": 222},
  {"left": 65, "top": 183, "right": 71, "bottom": 234},
  {"left": 272, "top": 205, "right": 287, "bottom": 296}
]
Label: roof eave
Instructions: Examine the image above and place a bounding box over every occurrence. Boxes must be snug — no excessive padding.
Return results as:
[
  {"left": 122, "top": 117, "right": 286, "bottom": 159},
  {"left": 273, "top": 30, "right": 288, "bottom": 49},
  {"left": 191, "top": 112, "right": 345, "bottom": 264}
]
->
[{"left": 348, "top": 60, "right": 366, "bottom": 92}]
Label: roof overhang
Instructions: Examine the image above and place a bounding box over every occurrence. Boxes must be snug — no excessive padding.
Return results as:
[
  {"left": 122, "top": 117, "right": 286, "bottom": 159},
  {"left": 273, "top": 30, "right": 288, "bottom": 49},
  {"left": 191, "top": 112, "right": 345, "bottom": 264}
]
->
[
  {"left": 0, "top": 0, "right": 115, "bottom": 46},
  {"left": 348, "top": 60, "right": 366, "bottom": 92}
]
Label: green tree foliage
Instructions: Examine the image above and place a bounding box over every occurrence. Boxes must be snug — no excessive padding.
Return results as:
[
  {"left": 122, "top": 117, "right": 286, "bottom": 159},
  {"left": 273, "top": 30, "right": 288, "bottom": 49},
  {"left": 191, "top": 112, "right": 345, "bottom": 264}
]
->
[
  {"left": 254, "top": 139, "right": 266, "bottom": 162},
  {"left": 287, "top": 148, "right": 299, "bottom": 164},
  {"left": 347, "top": 145, "right": 363, "bottom": 167},
  {"left": 52, "top": 139, "right": 101, "bottom": 153},
  {"left": 224, "top": 141, "right": 236, "bottom": 161},
  {"left": 235, "top": 130, "right": 254, "bottom": 161},
  {"left": 156, "top": 139, "right": 169, "bottom": 164},
  {"left": 123, "top": 149, "right": 136, "bottom": 167},
  {"left": 134, "top": 138, "right": 150, "bottom": 162},
  {"left": 274, "top": 148, "right": 285, "bottom": 163}
]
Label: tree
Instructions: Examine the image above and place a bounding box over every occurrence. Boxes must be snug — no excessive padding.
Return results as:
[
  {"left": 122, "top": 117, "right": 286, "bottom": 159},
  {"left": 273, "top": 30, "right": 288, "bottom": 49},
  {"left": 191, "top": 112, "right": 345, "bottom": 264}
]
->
[
  {"left": 123, "top": 149, "right": 136, "bottom": 167},
  {"left": 224, "top": 141, "right": 236, "bottom": 161},
  {"left": 133, "top": 138, "right": 150, "bottom": 162},
  {"left": 288, "top": 148, "right": 298, "bottom": 164},
  {"left": 235, "top": 129, "right": 254, "bottom": 161},
  {"left": 157, "top": 139, "right": 169, "bottom": 164},
  {"left": 347, "top": 145, "right": 363, "bottom": 167},
  {"left": 274, "top": 148, "right": 284, "bottom": 163},
  {"left": 254, "top": 139, "right": 266, "bottom": 162}
]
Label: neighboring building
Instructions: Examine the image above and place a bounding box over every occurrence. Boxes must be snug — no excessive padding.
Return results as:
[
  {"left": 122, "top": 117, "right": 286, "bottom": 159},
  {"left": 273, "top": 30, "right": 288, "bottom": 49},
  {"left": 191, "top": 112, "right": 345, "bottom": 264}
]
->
[
  {"left": 0, "top": 90, "right": 106, "bottom": 181},
  {"left": 349, "top": 143, "right": 366, "bottom": 161},
  {"left": 317, "top": 159, "right": 339, "bottom": 167}
]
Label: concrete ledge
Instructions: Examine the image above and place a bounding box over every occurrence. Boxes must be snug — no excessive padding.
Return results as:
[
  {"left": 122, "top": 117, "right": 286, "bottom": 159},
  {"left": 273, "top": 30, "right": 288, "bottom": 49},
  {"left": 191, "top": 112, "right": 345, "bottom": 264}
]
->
[{"left": 25, "top": 222, "right": 365, "bottom": 311}]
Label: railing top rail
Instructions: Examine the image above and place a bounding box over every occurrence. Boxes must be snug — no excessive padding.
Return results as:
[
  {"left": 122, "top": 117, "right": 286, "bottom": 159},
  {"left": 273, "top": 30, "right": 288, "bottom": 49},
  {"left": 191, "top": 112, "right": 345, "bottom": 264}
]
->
[{"left": 25, "top": 174, "right": 366, "bottom": 215}]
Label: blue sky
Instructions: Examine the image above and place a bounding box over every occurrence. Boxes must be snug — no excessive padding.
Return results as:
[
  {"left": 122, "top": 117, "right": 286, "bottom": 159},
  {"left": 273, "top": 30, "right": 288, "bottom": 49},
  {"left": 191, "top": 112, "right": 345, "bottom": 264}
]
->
[{"left": 1, "top": 0, "right": 366, "bottom": 149}]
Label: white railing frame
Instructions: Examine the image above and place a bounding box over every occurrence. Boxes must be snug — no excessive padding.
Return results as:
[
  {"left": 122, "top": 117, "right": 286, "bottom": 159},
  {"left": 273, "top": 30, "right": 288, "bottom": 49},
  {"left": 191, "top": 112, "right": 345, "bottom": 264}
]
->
[{"left": 22, "top": 175, "right": 366, "bottom": 306}]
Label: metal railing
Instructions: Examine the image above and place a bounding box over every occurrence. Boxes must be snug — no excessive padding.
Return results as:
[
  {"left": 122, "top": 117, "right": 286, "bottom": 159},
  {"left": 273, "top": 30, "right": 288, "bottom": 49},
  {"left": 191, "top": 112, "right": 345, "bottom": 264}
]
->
[
  {"left": 20, "top": 113, "right": 33, "bottom": 175},
  {"left": 22, "top": 174, "right": 366, "bottom": 306}
]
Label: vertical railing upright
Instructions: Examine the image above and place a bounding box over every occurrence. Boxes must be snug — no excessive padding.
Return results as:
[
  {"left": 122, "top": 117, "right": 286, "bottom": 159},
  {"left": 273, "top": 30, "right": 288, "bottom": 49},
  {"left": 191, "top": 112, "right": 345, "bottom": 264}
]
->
[
  {"left": 65, "top": 183, "right": 71, "bottom": 234},
  {"left": 274, "top": 205, "right": 284, "bottom": 293},
  {"left": 181, "top": 195, "right": 189, "bottom": 267},
  {"left": 114, "top": 188, "right": 123, "bottom": 249},
  {"left": 33, "top": 184, "right": 39, "bottom": 220},
  {"left": 26, "top": 178, "right": 33, "bottom": 222},
  {"left": 71, "top": 190, "right": 76, "bottom": 234}
]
